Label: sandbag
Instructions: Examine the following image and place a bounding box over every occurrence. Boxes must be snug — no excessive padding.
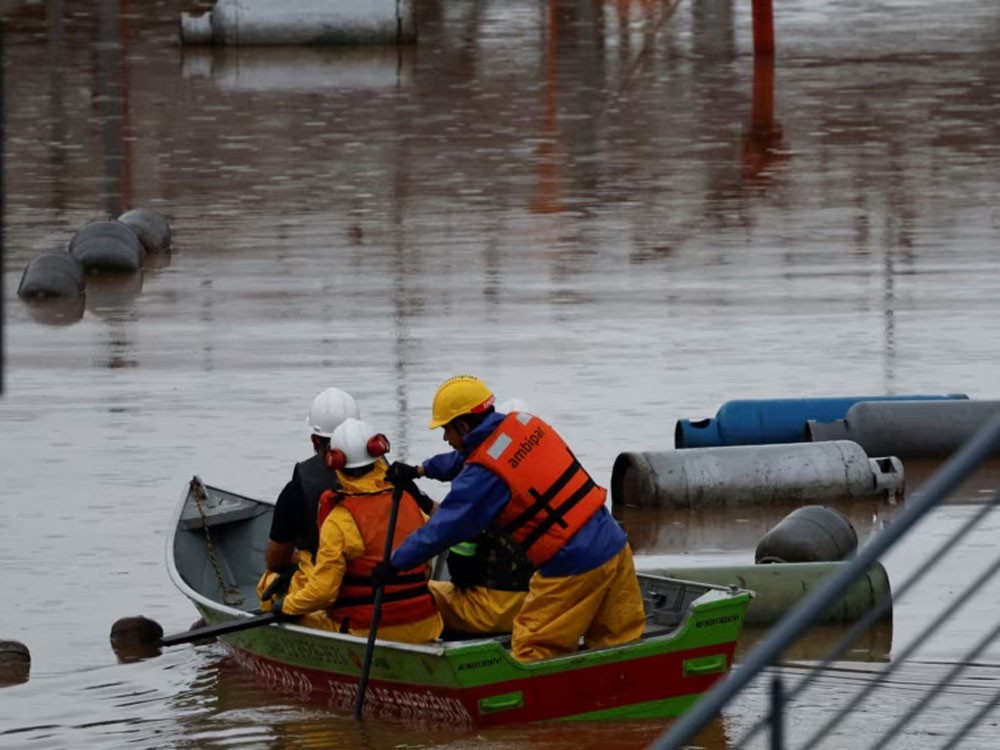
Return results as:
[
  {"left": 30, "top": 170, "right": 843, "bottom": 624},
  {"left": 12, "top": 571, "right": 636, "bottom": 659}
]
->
[
  {"left": 17, "top": 250, "right": 86, "bottom": 298},
  {"left": 118, "top": 208, "right": 171, "bottom": 253},
  {"left": 755, "top": 505, "right": 858, "bottom": 564},
  {"left": 69, "top": 220, "right": 145, "bottom": 274}
]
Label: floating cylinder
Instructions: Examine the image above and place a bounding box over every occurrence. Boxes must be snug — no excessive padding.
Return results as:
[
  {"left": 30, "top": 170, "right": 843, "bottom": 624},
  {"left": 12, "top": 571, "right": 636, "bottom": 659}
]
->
[
  {"left": 17, "top": 251, "right": 86, "bottom": 298},
  {"left": 180, "top": 0, "right": 416, "bottom": 46},
  {"left": 118, "top": 208, "right": 171, "bottom": 254},
  {"left": 640, "top": 561, "right": 891, "bottom": 627},
  {"left": 755, "top": 505, "right": 858, "bottom": 564},
  {"left": 69, "top": 220, "right": 145, "bottom": 274},
  {"left": 806, "top": 400, "right": 1000, "bottom": 459},
  {"left": 675, "top": 394, "right": 969, "bottom": 449},
  {"left": 610, "top": 440, "right": 904, "bottom": 509}
]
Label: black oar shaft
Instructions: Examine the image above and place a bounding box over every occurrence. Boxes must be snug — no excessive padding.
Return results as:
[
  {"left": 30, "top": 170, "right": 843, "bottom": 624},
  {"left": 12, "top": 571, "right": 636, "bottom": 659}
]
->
[
  {"left": 353, "top": 483, "right": 404, "bottom": 721},
  {"left": 160, "top": 612, "right": 278, "bottom": 647}
]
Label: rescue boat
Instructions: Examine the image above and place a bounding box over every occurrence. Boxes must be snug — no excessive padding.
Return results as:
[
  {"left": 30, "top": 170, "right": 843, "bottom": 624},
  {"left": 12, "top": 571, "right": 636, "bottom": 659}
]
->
[{"left": 167, "top": 476, "right": 752, "bottom": 726}]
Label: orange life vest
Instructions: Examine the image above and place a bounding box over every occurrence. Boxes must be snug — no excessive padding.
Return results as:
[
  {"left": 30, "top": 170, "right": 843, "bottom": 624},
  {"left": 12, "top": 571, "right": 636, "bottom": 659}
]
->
[
  {"left": 318, "top": 488, "right": 437, "bottom": 628},
  {"left": 466, "top": 412, "right": 607, "bottom": 567}
]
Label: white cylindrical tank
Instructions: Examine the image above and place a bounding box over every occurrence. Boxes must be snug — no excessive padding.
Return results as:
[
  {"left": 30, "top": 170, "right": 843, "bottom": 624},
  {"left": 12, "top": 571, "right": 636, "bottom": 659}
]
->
[
  {"left": 610, "top": 440, "right": 905, "bottom": 509},
  {"left": 180, "top": 0, "right": 416, "bottom": 46},
  {"left": 806, "top": 400, "right": 1000, "bottom": 459}
]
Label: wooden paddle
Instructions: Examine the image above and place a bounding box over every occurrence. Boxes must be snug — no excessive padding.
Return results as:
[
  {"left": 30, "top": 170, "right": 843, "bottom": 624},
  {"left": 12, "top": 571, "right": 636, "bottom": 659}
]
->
[{"left": 353, "top": 481, "right": 404, "bottom": 721}]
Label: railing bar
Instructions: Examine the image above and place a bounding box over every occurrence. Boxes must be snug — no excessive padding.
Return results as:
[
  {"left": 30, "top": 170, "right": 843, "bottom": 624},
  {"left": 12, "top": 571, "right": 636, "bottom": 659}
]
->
[
  {"left": 736, "top": 491, "right": 1000, "bottom": 747},
  {"left": 647, "top": 412, "right": 1000, "bottom": 750},
  {"left": 798, "top": 539, "right": 1000, "bottom": 749},
  {"left": 861, "top": 618, "right": 1000, "bottom": 750},
  {"left": 936, "top": 687, "right": 1000, "bottom": 750},
  {"left": 770, "top": 674, "right": 785, "bottom": 750}
]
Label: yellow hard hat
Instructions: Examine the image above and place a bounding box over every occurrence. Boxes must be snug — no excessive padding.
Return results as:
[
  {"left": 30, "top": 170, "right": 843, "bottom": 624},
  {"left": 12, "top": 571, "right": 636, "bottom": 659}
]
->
[{"left": 429, "top": 375, "right": 495, "bottom": 429}]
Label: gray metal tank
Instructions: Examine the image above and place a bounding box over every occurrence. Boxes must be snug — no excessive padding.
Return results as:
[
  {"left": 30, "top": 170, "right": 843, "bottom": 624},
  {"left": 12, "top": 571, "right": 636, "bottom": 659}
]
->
[
  {"left": 805, "top": 400, "right": 1000, "bottom": 459},
  {"left": 180, "top": 0, "right": 416, "bottom": 46},
  {"left": 754, "top": 505, "right": 858, "bottom": 564},
  {"left": 610, "top": 440, "right": 904, "bottom": 509}
]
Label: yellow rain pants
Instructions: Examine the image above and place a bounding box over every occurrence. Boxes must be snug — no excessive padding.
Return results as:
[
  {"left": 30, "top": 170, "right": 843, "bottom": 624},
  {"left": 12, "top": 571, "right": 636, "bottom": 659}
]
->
[
  {"left": 428, "top": 580, "right": 528, "bottom": 635},
  {"left": 512, "top": 544, "right": 646, "bottom": 662}
]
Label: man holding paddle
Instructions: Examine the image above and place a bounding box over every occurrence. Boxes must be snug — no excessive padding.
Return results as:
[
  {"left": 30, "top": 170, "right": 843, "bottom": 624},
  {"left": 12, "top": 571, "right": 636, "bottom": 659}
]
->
[{"left": 377, "top": 375, "right": 646, "bottom": 661}]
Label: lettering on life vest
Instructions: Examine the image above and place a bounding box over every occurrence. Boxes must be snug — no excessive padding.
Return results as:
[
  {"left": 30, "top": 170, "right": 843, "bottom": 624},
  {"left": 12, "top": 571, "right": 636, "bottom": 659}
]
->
[{"left": 508, "top": 426, "right": 546, "bottom": 469}]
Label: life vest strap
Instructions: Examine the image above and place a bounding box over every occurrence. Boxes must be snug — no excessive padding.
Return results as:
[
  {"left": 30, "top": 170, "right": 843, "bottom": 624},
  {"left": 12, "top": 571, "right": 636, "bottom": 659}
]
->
[
  {"left": 500, "top": 456, "right": 581, "bottom": 536},
  {"left": 342, "top": 571, "right": 426, "bottom": 587},
  {"left": 332, "top": 583, "right": 431, "bottom": 609}
]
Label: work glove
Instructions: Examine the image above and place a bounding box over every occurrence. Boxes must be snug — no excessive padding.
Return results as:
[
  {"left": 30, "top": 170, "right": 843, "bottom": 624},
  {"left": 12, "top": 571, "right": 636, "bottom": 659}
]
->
[
  {"left": 371, "top": 558, "right": 399, "bottom": 589},
  {"left": 386, "top": 461, "right": 420, "bottom": 485},
  {"left": 271, "top": 597, "right": 300, "bottom": 623},
  {"left": 260, "top": 565, "right": 296, "bottom": 601},
  {"left": 446, "top": 550, "right": 486, "bottom": 590}
]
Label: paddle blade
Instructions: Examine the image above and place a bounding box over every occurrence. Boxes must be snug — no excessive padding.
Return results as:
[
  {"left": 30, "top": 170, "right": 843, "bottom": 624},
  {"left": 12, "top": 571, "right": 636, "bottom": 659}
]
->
[{"left": 110, "top": 615, "right": 164, "bottom": 663}]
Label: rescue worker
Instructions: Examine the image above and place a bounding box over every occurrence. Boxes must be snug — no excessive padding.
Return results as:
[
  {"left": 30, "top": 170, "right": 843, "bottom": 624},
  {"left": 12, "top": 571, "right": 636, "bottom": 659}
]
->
[
  {"left": 388, "top": 401, "right": 534, "bottom": 637},
  {"left": 378, "top": 375, "right": 646, "bottom": 660},
  {"left": 272, "top": 418, "right": 444, "bottom": 643},
  {"left": 265, "top": 387, "right": 360, "bottom": 573},
  {"left": 256, "top": 388, "right": 359, "bottom": 619}
]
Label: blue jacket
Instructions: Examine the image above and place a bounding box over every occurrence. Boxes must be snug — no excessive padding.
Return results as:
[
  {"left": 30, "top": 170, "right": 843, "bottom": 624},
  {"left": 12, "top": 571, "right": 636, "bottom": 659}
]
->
[{"left": 392, "top": 411, "right": 626, "bottom": 577}]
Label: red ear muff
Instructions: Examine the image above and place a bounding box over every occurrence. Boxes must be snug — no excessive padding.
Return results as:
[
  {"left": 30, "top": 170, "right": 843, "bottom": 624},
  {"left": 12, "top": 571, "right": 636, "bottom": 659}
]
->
[
  {"left": 367, "top": 434, "right": 390, "bottom": 458},
  {"left": 325, "top": 448, "right": 347, "bottom": 470}
]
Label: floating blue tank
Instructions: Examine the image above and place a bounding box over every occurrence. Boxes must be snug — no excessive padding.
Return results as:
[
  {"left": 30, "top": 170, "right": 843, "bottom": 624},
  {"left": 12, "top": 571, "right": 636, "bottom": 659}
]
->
[{"left": 675, "top": 394, "right": 969, "bottom": 449}]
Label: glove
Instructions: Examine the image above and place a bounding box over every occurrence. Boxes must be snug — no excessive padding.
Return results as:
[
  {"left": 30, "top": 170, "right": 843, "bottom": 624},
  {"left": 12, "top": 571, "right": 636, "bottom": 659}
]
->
[
  {"left": 447, "top": 550, "right": 486, "bottom": 590},
  {"left": 271, "top": 597, "right": 300, "bottom": 623},
  {"left": 386, "top": 461, "right": 420, "bottom": 485},
  {"left": 260, "top": 565, "right": 296, "bottom": 601},
  {"left": 371, "top": 558, "right": 399, "bottom": 589}
]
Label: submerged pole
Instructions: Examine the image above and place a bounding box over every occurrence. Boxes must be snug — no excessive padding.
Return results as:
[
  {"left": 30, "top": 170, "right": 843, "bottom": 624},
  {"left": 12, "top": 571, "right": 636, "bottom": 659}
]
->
[
  {"left": 752, "top": 0, "right": 774, "bottom": 58},
  {"left": 1, "top": 18, "right": 5, "bottom": 394}
]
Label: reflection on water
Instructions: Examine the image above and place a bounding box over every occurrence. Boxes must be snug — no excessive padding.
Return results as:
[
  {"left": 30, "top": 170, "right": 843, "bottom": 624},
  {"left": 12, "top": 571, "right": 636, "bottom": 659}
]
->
[
  {"left": 617, "top": 499, "right": 899, "bottom": 555},
  {"left": 181, "top": 46, "right": 416, "bottom": 92},
  {"left": 3, "top": 0, "right": 1000, "bottom": 748},
  {"left": 738, "top": 621, "right": 893, "bottom": 665}
]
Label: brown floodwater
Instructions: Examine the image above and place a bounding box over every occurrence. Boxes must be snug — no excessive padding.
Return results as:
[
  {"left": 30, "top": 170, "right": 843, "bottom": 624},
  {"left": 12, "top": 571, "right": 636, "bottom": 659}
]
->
[{"left": 2, "top": 0, "right": 1000, "bottom": 747}]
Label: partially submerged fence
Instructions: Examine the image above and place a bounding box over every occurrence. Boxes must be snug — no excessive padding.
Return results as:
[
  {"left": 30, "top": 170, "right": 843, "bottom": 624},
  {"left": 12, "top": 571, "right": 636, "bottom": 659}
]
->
[{"left": 648, "top": 411, "right": 1000, "bottom": 750}]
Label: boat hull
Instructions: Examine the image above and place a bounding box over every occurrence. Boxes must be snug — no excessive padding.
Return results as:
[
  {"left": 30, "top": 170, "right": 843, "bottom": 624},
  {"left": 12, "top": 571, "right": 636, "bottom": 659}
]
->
[{"left": 169, "top": 477, "right": 750, "bottom": 726}]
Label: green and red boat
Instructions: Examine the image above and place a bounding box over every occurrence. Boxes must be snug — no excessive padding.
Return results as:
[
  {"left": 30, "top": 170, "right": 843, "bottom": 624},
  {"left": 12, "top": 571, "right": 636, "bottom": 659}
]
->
[{"left": 167, "top": 476, "right": 752, "bottom": 726}]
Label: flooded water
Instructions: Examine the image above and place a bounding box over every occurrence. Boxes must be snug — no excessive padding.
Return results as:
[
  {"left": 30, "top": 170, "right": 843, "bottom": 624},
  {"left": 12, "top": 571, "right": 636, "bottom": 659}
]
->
[{"left": 2, "top": 0, "right": 1000, "bottom": 747}]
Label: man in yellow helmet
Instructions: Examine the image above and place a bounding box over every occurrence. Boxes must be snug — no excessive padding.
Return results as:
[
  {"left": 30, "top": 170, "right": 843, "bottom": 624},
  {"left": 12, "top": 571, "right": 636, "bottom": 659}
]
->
[{"left": 379, "top": 375, "right": 646, "bottom": 661}]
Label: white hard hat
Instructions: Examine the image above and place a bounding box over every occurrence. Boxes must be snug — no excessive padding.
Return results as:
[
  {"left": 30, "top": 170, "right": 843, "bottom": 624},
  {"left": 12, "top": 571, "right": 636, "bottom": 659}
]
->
[
  {"left": 329, "top": 418, "right": 389, "bottom": 469},
  {"left": 498, "top": 398, "right": 529, "bottom": 414},
  {"left": 306, "top": 388, "right": 360, "bottom": 438}
]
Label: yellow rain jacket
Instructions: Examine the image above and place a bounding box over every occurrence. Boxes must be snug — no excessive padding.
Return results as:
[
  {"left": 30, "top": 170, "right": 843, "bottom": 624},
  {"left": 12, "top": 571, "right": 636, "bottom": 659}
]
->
[{"left": 265, "top": 462, "right": 443, "bottom": 644}]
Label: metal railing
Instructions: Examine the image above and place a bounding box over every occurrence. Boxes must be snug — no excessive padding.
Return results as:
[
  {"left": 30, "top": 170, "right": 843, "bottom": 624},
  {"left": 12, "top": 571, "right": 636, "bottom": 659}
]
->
[{"left": 648, "top": 411, "right": 1000, "bottom": 750}]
